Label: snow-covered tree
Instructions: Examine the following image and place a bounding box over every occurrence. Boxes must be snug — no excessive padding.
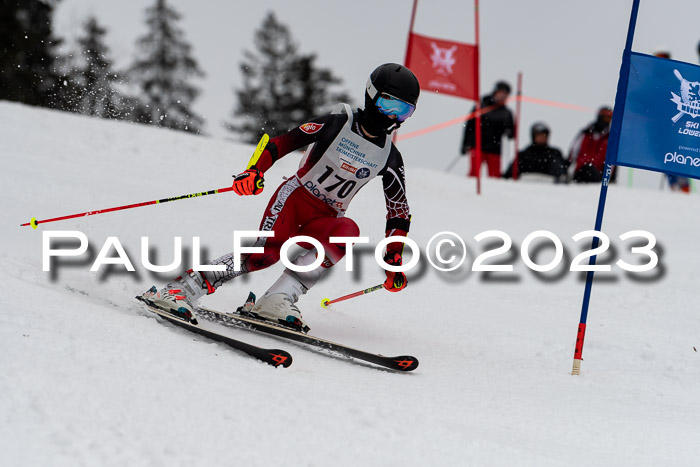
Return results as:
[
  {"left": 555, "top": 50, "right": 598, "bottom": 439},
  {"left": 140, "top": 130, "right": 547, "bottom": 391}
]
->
[
  {"left": 129, "top": 0, "right": 205, "bottom": 133},
  {"left": 65, "top": 17, "right": 124, "bottom": 118},
  {"left": 228, "top": 12, "right": 351, "bottom": 143},
  {"left": 0, "top": 0, "right": 65, "bottom": 108}
]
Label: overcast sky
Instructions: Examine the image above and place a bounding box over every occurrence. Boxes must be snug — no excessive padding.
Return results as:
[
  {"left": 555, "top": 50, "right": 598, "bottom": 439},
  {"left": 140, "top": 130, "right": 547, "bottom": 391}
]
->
[{"left": 53, "top": 0, "right": 700, "bottom": 184}]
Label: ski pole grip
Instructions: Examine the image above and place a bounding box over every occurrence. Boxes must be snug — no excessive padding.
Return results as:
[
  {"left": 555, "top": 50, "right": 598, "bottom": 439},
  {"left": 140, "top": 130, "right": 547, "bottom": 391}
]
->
[{"left": 247, "top": 133, "right": 270, "bottom": 170}]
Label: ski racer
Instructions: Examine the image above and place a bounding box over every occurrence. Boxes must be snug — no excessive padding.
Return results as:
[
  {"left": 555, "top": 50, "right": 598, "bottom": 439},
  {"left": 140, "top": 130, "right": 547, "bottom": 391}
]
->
[{"left": 141, "top": 63, "right": 419, "bottom": 333}]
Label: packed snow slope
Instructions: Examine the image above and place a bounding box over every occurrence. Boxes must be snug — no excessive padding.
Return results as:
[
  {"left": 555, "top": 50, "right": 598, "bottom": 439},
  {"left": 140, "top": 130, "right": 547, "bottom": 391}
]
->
[{"left": 1, "top": 102, "right": 699, "bottom": 467}]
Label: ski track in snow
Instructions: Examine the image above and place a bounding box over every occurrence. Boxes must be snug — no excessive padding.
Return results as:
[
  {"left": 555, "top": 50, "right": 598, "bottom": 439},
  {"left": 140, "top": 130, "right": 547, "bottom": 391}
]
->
[{"left": 1, "top": 102, "right": 699, "bottom": 467}]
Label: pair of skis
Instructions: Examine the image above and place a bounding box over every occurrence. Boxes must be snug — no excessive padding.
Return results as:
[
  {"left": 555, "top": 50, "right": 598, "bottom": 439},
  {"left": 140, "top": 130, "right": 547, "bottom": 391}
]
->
[
  {"left": 137, "top": 298, "right": 292, "bottom": 368},
  {"left": 135, "top": 296, "right": 418, "bottom": 372}
]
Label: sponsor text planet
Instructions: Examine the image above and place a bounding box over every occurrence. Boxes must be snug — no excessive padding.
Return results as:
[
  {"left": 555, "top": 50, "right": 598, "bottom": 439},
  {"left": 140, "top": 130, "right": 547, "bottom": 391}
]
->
[{"left": 664, "top": 151, "right": 700, "bottom": 167}]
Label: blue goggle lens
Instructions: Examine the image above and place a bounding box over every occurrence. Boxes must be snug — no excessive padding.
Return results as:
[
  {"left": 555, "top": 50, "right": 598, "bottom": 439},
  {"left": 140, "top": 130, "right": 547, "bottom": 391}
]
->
[{"left": 376, "top": 94, "right": 415, "bottom": 121}]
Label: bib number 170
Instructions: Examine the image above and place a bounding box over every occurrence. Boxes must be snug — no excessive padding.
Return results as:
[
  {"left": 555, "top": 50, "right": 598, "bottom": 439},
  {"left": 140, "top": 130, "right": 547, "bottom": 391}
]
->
[{"left": 317, "top": 165, "right": 357, "bottom": 199}]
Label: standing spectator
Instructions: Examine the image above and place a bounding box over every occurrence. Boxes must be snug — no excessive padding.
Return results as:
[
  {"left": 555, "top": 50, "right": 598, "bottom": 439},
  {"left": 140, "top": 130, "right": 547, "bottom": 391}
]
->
[
  {"left": 666, "top": 174, "right": 690, "bottom": 193},
  {"left": 461, "top": 81, "right": 514, "bottom": 177},
  {"left": 653, "top": 48, "right": 671, "bottom": 60},
  {"left": 568, "top": 106, "right": 614, "bottom": 183},
  {"left": 503, "top": 122, "right": 566, "bottom": 182}
]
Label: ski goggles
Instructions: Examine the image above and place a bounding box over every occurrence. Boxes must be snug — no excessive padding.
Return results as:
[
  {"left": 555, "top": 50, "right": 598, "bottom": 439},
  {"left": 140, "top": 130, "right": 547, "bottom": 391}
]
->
[{"left": 375, "top": 93, "right": 416, "bottom": 122}]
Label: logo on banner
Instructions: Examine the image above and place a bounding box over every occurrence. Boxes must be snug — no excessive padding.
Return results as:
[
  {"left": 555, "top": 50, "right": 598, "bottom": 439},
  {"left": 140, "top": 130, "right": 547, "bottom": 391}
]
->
[
  {"left": 664, "top": 151, "right": 700, "bottom": 167},
  {"left": 355, "top": 168, "right": 370, "bottom": 179},
  {"left": 299, "top": 122, "right": 324, "bottom": 134},
  {"left": 340, "top": 162, "right": 357, "bottom": 174},
  {"left": 430, "top": 43, "right": 457, "bottom": 76},
  {"left": 670, "top": 69, "right": 700, "bottom": 124}
]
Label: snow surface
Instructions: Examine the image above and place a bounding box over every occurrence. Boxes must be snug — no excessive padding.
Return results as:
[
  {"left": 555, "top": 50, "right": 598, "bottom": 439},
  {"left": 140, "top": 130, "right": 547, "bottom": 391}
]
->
[{"left": 1, "top": 102, "right": 699, "bottom": 467}]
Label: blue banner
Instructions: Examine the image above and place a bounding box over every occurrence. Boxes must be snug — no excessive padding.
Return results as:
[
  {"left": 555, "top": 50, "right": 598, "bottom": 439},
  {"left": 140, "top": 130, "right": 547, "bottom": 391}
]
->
[{"left": 616, "top": 52, "right": 700, "bottom": 179}]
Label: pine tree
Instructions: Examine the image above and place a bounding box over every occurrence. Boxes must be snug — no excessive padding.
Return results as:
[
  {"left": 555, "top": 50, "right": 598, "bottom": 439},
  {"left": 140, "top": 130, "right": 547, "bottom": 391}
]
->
[
  {"left": 65, "top": 16, "right": 123, "bottom": 118},
  {"left": 228, "top": 12, "right": 351, "bottom": 143},
  {"left": 288, "top": 54, "right": 351, "bottom": 124},
  {"left": 0, "top": 0, "right": 65, "bottom": 108},
  {"left": 130, "top": 0, "right": 205, "bottom": 133}
]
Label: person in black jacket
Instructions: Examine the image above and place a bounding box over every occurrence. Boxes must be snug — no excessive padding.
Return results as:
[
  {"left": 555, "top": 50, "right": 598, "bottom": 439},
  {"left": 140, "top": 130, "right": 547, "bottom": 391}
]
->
[
  {"left": 461, "top": 81, "right": 515, "bottom": 177},
  {"left": 503, "top": 122, "right": 567, "bottom": 182}
]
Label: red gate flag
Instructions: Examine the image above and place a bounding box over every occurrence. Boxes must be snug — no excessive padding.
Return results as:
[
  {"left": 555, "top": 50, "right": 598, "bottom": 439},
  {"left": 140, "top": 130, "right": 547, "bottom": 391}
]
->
[{"left": 406, "top": 32, "right": 478, "bottom": 100}]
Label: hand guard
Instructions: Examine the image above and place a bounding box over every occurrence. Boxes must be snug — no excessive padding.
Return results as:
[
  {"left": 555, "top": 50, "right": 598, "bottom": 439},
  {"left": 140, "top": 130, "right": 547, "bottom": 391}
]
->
[
  {"left": 383, "top": 251, "right": 407, "bottom": 292},
  {"left": 232, "top": 168, "right": 264, "bottom": 196}
]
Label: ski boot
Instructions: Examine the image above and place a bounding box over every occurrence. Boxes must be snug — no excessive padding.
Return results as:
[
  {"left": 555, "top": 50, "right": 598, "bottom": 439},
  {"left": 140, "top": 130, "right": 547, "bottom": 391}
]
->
[
  {"left": 235, "top": 291, "right": 258, "bottom": 316},
  {"left": 247, "top": 271, "right": 311, "bottom": 333},
  {"left": 139, "top": 270, "right": 214, "bottom": 324}
]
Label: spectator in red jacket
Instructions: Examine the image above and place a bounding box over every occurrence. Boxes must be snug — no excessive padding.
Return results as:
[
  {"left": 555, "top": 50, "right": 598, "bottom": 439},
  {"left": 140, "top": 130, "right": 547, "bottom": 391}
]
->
[{"left": 568, "top": 106, "right": 614, "bottom": 183}]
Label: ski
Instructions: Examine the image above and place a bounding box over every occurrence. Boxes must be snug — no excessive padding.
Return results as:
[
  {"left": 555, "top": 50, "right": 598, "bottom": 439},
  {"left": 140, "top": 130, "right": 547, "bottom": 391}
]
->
[
  {"left": 195, "top": 306, "right": 419, "bottom": 372},
  {"left": 135, "top": 297, "right": 292, "bottom": 368}
]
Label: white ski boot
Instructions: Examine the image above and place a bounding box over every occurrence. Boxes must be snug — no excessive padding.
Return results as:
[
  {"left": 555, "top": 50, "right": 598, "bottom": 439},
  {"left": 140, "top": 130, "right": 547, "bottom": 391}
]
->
[
  {"left": 140, "top": 270, "right": 214, "bottom": 322},
  {"left": 250, "top": 270, "right": 311, "bottom": 333}
]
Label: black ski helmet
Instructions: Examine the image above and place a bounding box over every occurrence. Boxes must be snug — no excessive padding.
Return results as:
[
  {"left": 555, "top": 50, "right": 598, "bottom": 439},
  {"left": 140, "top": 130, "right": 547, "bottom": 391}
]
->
[
  {"left": 362, "top": 63, "right": 420, "bottom": 135},
  {"left": 531, "top": 121, "right": 550, "bottom": 141},
  {"left": 493, "top": 81, "right": 512, "bottom": 95}
]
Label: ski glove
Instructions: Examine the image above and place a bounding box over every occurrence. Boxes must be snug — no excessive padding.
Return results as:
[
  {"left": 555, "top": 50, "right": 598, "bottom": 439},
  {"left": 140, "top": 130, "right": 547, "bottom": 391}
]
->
[
  {"left": 232, "top": 168, "right": 264, "bottom": 196},
  {"left": 383, "top": 251, "right": 407, "bottom": 292}
]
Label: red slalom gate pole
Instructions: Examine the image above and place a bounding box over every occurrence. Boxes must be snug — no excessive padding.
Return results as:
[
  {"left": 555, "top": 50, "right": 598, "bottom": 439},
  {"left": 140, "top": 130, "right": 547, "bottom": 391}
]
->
[
  {"left": 473, "top": 0, "right": 482, "bottom": 194},
  {"left": 512, "top": 71, "right": 523, "bottom": 180},
  {"left": 393, "top": 0, "right": 418, "bottom": 145},
  {"left": 320, "top": 284, "right": 385, "bottom": 309},
  {"left": 403, "top": 0, "right": 418, "bottom": 67},
  {"left": 20, "top": 134, "right": 269, "bottom": 229}
]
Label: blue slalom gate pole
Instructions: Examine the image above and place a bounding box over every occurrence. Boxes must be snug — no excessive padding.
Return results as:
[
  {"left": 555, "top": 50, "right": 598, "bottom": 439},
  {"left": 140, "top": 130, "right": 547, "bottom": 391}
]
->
[{"left": 572, "top": 0, "right": 640, "bottom": 375}]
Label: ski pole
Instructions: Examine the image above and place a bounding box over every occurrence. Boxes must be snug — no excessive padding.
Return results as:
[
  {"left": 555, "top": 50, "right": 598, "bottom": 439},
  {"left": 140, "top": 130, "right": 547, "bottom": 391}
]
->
[
  {"left": 320, "top": 284, "right": 385, "bottom": 309},
  {"left": 21, "top": 134, "right": 269, "bottom": 229},
  {"left": 444, "top": 154, "right": 462, "bottom": 173}
]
